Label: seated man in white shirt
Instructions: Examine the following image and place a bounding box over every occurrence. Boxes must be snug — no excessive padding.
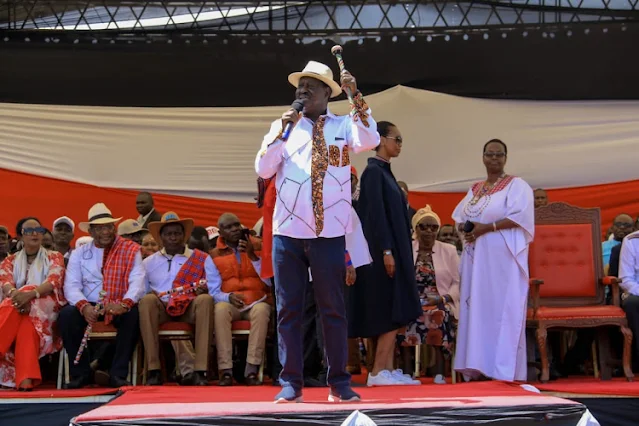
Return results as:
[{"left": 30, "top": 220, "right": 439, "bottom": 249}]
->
[
  {"left": 59, "top": 203, "right": 146, "bottom": 389},
  {"left": 211, "top": 213, "right": 272, "bottom": 386},
  {"left": 619, "top": 229, "right": 639, "bottom": 369},
  {"left": 139, "top": 212, "right": 216, "bottom": 386}
]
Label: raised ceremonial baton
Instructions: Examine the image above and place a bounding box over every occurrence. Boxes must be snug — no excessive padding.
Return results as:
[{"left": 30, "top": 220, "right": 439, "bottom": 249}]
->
[
  {"left": 157, "top": 279, "right": 208, "bottom": 298},
  {"left": 331, "top": 44, "right": 355, "bottom": 106},
  {"left": 74, "top": 290, "right": 107, "bottom": 365}
]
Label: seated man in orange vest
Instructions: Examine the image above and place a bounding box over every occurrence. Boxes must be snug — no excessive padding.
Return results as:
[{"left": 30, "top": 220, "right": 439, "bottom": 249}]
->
[{"left": 212, "top": 213, "right": 272, "bottom": 386}]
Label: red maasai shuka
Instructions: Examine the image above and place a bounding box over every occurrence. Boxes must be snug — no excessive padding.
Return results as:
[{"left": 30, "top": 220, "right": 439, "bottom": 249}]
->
[
  {"left": 102, "top": 236, "right": 139, "bottom": 324},
  {"left": 166, "top": 249, "right": 208, "bottom": 317}
]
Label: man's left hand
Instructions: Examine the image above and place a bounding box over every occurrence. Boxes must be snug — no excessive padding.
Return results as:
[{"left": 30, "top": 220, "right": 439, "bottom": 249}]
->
[
  {"left": 104, "top": 303, "right": 127, "bottom": 316},
  {"left": 340, "top": 71, "right": 357, "bottom": 95},
  {"left": 345, "top": 265, "right": 356, "bottom": 286},
  {"left": 238, "top": 238, "right": 258, "bottom": 262}
]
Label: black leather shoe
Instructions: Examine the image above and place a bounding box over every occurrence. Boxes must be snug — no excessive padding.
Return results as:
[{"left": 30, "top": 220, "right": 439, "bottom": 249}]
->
[
  {"left": 94, "top": 370, "right": 110, "bottom": 387},
  {"left": 109, "top": 376, "right": 131, "bottom": 388},
  {"left": 64, "top": 375, "right": 91, "bottom": 389},
  {"left": 245, "top": 373, "right": 262, "bottom": 386},
  {"left": 179, "top": 372, "right": 195, "bottom": 386},
  {"left": 218, "top": 372, "right": 233, "bottom": 386},
  {"left": 193, "top": 371, "right": 209, "bottom": 386},
  {"left": 146, "top": 370, "right": 163, "bottom": 386}
]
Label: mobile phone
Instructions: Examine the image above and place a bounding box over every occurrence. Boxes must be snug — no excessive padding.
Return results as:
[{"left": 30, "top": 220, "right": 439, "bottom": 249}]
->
[{"left": 240, "top": 228, "right": 251, "bottom": 241}]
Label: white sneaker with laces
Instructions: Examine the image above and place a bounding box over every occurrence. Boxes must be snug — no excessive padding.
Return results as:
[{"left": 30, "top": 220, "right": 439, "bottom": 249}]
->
[
  {"left": 434, "top": 374, "right": 447, "bottom": 384},
  {"left": 391, "top": 369, "right": 421, "bottom": 385},
  {"left": 367, "top": 370, "right": 403, "bottom": 387}
]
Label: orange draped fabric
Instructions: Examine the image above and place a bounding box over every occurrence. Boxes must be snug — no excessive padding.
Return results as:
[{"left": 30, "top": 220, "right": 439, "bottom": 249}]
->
[
  {"left": 0, "top": 168, "right": 262, "bottom": 238},
  {"left": 259, "top": 178, "right": 277, "bottom": 280},
  {"left": 1, "top": 168, "right": 638, "bottom": 241}
]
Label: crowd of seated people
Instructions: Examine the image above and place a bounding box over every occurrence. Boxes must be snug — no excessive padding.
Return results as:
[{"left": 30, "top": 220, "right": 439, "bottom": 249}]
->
[{"left": 0, "top": 180, "right": 638, "bottom": 391}]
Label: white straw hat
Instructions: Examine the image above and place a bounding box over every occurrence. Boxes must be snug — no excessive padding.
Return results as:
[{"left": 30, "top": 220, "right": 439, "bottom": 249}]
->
[
  {"left": 78, "top": 203, "right": 122, "bottom": 233},
  {"left": 288, "top": 61, "right": 342, "bottom": 98}
]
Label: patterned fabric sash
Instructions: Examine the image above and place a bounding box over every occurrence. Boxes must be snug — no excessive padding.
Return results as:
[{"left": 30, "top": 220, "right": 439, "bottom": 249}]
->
[
  {"left": 102, "top": 237, "right": 138, "bottom": 324},
  {"left": 311, "top": 116, "right": 328, "bottom": 236},
  {"left": 166, "top": 249, "right": 208, "bottom": 317}
]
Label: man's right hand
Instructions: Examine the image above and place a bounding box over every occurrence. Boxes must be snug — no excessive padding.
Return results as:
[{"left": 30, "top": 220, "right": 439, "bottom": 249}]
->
[
  {"left": 281, "top": 108, "right": 301, "bottom": 133},
  {"left": 229, "top": 293, "right": 245, "bottom": 309},
  {"left": 383, "top": 252, "right": 396, "bottom": 278},
  {"left": 82, "top": 304, "right": 99, "bottom": 324}
]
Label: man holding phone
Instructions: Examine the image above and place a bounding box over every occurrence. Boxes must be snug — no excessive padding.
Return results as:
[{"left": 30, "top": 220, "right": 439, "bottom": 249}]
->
[{"left": 211, "top": 213, "right": 273, "bottom": 386}]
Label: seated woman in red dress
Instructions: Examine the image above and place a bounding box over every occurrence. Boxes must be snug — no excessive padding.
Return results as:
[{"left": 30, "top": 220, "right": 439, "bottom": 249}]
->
[{"left": 0, "top": 217, "right": 66, "bottom": 391}]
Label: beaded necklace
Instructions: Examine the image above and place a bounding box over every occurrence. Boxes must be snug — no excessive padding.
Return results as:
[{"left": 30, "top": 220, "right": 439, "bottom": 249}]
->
[
  {"left": 463, "top": 173, "right": 514, "bottom": 218},
  {"left": 469, "top": 173, "right": 506, "bottom": 205}
]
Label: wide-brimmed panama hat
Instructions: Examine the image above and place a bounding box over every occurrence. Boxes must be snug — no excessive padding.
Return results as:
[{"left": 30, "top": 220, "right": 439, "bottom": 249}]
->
[
  {"left": 288, "top": 61, "right": 342, "bottom": 98},
  {"left": 78, "top": 203, "right": 122, "bottom": 233},
  {"left": 147, "top": 212, "right": 194, "bottom": 245},
  {"left": 117, "top": 219, "right": 147, "bottom": 236}
]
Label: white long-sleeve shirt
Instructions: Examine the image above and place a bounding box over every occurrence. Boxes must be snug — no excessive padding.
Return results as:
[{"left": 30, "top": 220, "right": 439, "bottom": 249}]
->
[
  {"left": 64, "top": 242, "right": 146, "bottom": 306},
  {"left": 255, "top": 106, "right": 379, "bottom": 239},
  {"left": 619, "top": 231, "right": 639, "bottom": 296},
  {"left": 143, "top": 247, "right": 226, "bottom": 303}
]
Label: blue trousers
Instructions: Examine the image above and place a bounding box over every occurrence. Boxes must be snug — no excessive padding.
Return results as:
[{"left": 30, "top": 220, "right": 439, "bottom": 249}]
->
[{"left": 273, "top": 235, "right": 350, "bottom": 391}]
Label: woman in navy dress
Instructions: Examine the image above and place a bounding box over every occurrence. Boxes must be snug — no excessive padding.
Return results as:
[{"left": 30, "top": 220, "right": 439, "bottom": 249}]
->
[{"left": 347, "top": 121, "right": 421, "bottom": 386}]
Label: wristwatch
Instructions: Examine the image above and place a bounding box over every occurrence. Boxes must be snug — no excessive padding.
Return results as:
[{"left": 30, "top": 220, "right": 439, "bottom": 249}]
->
[
  {"left": 383, "top": 250, "right": 392, "bottom": 256},
  {"left": 120, "top": 302, "right": 130, "bottom": 312}
]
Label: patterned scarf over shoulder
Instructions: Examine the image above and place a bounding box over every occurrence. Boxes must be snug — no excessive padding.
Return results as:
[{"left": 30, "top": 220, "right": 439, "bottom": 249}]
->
[
  {"left": 166, "top": 249, "right": 208, "bottom": 317},
  {"left": 102, "top": 236, "right": 139, "bottom": 324}
]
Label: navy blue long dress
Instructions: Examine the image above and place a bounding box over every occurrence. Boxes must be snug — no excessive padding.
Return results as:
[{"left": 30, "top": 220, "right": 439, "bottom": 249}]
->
[{"left": 347, "top": 157, "right": 422, "bottom": 338}]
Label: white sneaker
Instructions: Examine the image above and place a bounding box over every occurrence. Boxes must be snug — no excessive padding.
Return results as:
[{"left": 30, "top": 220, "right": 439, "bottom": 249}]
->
[
  {"left": 391, "top": 369, "right": 421, "bottom": 385},
  {"left": 434, "top": 374, "right": 447, "bottom": 384},
  {"left": 367, "top": 370, "right": 403, "bottom": 386}
]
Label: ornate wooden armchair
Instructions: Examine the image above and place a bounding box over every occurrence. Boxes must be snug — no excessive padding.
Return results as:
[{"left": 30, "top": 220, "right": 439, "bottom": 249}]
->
[{"left": 527, "top": 202, "right": 633, "bottom": 383}]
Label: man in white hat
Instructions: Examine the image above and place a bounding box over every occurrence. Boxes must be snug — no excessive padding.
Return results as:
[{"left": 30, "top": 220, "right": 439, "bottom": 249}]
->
[
  {"left": 59, "top": 203, "right": 146, "bottom": 389},
  {"left": 140, "top": 212, "right": 216, "bottom": 387},
  {"left": 255, "top": 61, "right": 379, "bottom": 403},
  {"left": 117, "top": 219, "right": 147, "bottom": 245},
  {"left": 52, "top": 216, "right": 75, "bottom": 266}
]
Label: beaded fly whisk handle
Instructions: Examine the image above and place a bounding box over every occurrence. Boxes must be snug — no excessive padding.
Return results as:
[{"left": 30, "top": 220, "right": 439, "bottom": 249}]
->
[
  {"left": 74, "top": 290, "right": 107, "bottom": 365},
  {"left": 331, "top": 45, "right": 354, "bottom": 105}
]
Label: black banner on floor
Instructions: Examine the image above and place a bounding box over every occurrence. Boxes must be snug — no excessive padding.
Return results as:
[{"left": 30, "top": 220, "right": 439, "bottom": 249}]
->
[
  {"left": 71, "top": 403, "right": 586, "bottom": 426},
  {"left": 574, "top": 397, "right": 639, "bottom": 426},
  {"left": 0, "top": 403, "right": 103, "bottom": 426}
]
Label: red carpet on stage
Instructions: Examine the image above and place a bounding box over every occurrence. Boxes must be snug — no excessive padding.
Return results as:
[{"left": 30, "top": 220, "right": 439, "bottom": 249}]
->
[
  {"left": 534, "top": 377, "right": 639, "bottom": 396},
  {"left": 0, "top": 386, "right": 117, "bottom": 399},
  {"left": 73, "top": 381, "right": 582, "bottom": 424},
  {"left": 109, "top": 380, "right": 536, "bottom": 405}
]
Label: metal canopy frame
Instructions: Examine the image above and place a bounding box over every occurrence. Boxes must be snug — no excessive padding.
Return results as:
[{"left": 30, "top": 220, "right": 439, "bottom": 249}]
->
[{"left": 1, "top": 1, "right": 638, "bottom": 38}]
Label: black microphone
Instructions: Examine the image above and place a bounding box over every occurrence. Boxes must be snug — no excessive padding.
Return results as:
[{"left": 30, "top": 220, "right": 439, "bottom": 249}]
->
[
  {"left": 281, "top": 99, "right": 305, "bottom": 141},
  {"left": 463, "top": 221, "right": 475, "bottom": 233}
]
